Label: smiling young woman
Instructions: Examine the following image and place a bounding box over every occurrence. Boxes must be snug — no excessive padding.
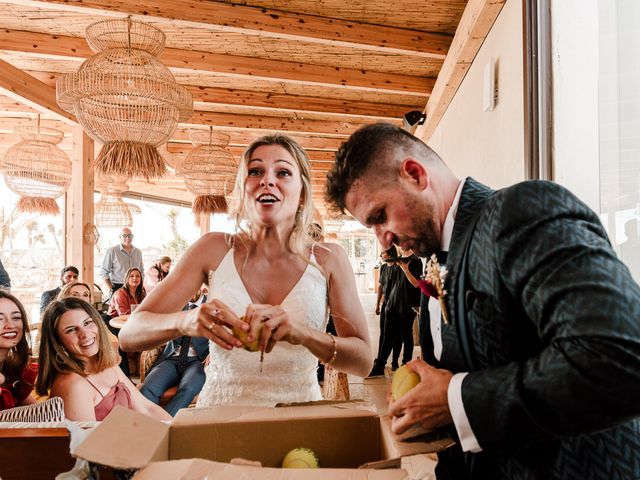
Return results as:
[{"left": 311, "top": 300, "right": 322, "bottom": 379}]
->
[
  {"left": 0, "top": 291, "right": 37, "bottom": 411},
  {"left": 36, "top": 297, "right": 170, "bottom": 422}
]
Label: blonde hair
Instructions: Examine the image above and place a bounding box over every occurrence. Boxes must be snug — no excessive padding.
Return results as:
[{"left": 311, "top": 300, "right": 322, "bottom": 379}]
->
[
  {"left": 36, "top": 298, "right": 118, "bottom": 396},
  {"left": 58, "top": 282, "right": 93, "bottom": 303},
  {"left": 231, "top": 134, "right": 316, "bottom": 260}
]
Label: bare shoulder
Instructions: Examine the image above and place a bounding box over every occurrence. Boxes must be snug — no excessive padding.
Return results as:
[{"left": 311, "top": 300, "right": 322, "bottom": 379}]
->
[
  {"left": 50, "top": 372, "right": 91, "bottom": 398},
  {"left": 181, "top": 231, "right": 234, "bottom": 271},
  {"left": 313, "top": 242, "right": 350, "bottom": 272}
]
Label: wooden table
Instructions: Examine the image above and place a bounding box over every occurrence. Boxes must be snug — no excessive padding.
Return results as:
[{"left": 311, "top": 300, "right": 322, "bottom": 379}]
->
[{"left": 109, "top": 314, "right": 129, "bottom": 330}]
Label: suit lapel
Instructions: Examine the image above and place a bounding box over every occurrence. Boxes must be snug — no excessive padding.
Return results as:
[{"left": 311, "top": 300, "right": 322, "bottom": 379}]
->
[{"left": 439, "top": 178, "right": 494, "bottom": 371}]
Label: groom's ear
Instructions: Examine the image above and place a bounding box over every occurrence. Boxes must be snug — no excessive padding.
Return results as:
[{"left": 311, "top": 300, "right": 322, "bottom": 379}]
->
[{"left": 400, "top": 158, "right": 429, "bottom": 190}]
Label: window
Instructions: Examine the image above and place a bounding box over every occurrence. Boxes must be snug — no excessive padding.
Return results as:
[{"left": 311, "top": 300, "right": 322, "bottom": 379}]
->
[
  {"left": 551, "top": 0, "right": 640, "bottom": 281},
  {"left": 0, "top": 183, "right": 65, "bottom": 321}
]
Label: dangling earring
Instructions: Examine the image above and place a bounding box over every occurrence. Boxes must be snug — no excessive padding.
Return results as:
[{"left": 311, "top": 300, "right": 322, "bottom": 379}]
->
[{"left": 56, "top": 347, "right": 69, "bottom": 363}]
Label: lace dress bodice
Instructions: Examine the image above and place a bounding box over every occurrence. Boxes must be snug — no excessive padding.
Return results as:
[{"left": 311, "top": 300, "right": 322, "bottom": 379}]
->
[{"left": 196, "top": 247, "right": 328, "bottom": 407}]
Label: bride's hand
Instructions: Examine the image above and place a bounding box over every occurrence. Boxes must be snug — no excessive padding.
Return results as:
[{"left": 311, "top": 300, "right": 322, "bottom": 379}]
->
[
  {"left": 244, "top": 304, "right": 307, "bottom": 353},
  {"left": 181, "top": 299, "right": 248, "bottom": 350}
]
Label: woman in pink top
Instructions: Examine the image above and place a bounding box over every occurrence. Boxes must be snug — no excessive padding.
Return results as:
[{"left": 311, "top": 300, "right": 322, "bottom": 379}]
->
[
  {"left": 36, "top": 297, "right": 170, "bottom": 421},
  {"left": 143, "top": 256, "right": 172, "bottom": 293}
]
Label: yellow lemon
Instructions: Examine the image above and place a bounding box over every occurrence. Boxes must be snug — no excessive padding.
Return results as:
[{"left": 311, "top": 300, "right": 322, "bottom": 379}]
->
[
  {"left": 391, "top": 365, "right": 420, "bottom": 401},
  {"left": 281, "top": 447, "right": 319, "bottom": 469},
  {"left": 232, "top": 316, "right": 263, "bottom": 352}
]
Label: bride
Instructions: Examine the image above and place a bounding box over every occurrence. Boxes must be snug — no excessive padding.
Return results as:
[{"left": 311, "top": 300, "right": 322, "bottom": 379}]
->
[{"left": 119, "top": 134, "right": 373, "bottom": 406}]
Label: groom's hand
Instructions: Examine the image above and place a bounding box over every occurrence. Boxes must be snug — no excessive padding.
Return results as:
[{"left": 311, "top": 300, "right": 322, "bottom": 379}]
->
[{"left": 388, "top": 359, "right": 454, "bottom": 434}]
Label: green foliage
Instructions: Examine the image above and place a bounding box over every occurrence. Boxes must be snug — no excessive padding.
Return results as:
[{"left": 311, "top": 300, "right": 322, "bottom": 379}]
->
[{"left": 163, "top": 208, "right": 190, "bottom": 259}]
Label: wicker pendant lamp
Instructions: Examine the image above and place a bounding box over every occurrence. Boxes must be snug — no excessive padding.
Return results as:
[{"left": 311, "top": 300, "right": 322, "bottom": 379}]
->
[
  {"left": 0, "top": 118, "right": 72, "bottom": 215},
  {"left": 183, "top": 129, "right": 238, "bottom": 217},
  {"left": 56, "top": 17, "right": 192, "bottom": 180},
  {"left": 126, "top": 202, "right": 142, "bottom": 215},
  {"left": 94, "top": 174, "right": 133, "bottom": 228}
]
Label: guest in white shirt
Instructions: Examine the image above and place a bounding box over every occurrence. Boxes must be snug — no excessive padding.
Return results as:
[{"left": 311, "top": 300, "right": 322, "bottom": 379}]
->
[{"left": 100, "top": 227, "right": 144, "bottom": 296}]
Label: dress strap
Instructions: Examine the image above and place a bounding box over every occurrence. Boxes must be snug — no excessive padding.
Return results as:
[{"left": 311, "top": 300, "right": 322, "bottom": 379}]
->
[{"left": 82, "top": 376, "right": 105, "bottom": 398}]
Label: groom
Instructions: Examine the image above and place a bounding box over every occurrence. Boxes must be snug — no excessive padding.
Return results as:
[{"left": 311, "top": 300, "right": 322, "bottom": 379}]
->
[{"left": 325, "top": 123, "right": 640, "bottom": 479}]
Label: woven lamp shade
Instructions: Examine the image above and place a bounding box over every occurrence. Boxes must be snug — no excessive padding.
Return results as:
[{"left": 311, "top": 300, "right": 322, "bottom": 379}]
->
[
  {"left": 0, "top": 125, "right": 71, "bottom": 215},
  {"left": 183, "top": 130, "right": 238, "bottom": 216},
  {"left": 94, "top": 174, "right": 133, "bottom": 228},
  {"left": 95, "top": 194, "right": 133, "bottom": 228},
  {"left": 126, "top": 202, "right": 142, "bottom": 215},
  {"left": 56, "top": 18, "right": 192, "bottom": 180}
]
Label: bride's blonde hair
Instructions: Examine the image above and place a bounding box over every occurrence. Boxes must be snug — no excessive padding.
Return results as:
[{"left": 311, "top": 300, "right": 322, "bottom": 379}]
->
[{"left": 230, "top": 134, "right": 316, "bottom": 260}]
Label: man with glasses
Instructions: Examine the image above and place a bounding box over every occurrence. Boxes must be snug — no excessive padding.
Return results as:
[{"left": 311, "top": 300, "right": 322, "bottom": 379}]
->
[{"left": 100, "top": 227, "right": 144, "bottom": 296}]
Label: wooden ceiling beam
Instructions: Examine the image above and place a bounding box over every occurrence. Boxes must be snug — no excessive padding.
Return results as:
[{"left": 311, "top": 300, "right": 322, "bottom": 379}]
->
[
  {"left": 170, "top": 128, "right": 345, "bottom": 151},
  {"left": 0, "top": 29, "right": 434, "bottom": 95},
  {"left": 0, "top": 58, "right": 76, "bottom": 125},
  {"left": 166, "top": 142, "right": 336, "bottom": 161},
  {"left": 20, "top": 72, "right": 419, "bottom": 119},
  {"left": 8, "top": 0, "right": 451, "bottom": 59},
  {"left": 0, "top": 116, "right": 71, "bottom": 133},
  {"left": 0, "top": 115, "right": 346, "bottom": 154},
  {"left": 415, "top": 0, "right": 507, "bottom": 141},
  {"left": 187, "top": 86, "right": 420, "bottom": 119},
  {"left": 184, "top": 110, "right": 394, "bottom": 136}
]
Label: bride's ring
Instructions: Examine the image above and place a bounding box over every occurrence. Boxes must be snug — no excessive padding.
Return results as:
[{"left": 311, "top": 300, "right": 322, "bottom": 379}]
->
[{"left": 208, "top": 322, "right": 214, "bottom": 330}]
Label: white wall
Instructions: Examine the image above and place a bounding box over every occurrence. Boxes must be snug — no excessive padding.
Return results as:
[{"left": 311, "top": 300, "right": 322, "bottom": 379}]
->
[
  {"left": 426, "top": 0, "right": 525, "bottom": 189},
  {"left": 551, "top": 0, "right": 600, "bottom": 212}
]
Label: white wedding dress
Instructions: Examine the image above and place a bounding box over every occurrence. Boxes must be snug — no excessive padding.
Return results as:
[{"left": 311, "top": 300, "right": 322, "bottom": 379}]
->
[{"left": 196, "top": 246, "right": 328, "bottom": 407}]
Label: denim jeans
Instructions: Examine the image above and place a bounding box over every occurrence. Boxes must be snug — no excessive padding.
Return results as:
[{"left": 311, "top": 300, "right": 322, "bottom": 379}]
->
[{"left": 140, "top": 356, "right": 206, "bottom": 416}]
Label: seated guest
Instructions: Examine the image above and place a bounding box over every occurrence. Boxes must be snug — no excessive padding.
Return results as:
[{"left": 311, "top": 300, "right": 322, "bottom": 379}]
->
[
  {"left": 106, "top": 268, "right": 146, "bottom": 377},
  {"left": 107, "top": 268, "right": 145, "bottom": 318},
  {"left": 144, "top": 256, "right": 172, "bottom": 294},
  {"left": 0, "top": 259, "right": 10, "bottom": 292},
  {"left": 0, "top": 291, "right": 37, "bottom": 410},
  {"left": 57, "top": 283, "right": 119, "bottom": 353},
  {"left": 36, "top": 282, "right": 101, "bottom": 355},
  {"left": 140, "top": 336, "right": 209, "bottom": 416},
  {"left": 36, "top": 297, "right": 170, "bottom": 421},
  {"left": 40, "top": 266, "right": 79, "bottom": 313},
  {"left": 58, "top": 281, "right": 93, "bottom": 303}
]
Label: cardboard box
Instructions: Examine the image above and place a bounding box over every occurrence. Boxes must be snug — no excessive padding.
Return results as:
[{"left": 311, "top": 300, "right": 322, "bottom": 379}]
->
[{"left": 72, "top": 402, "right": 452, "bottom": 479}]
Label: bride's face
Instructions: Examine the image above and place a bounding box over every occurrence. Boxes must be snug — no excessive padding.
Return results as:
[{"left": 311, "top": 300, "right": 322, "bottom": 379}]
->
[{"left": 244, "top": 145, "right": 303, "bottom": 226}]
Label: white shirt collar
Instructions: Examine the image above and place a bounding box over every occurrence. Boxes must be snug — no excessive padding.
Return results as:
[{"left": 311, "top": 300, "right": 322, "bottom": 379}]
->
[{"left": 440, "top": 179, "right": 465, "bottom": 252}]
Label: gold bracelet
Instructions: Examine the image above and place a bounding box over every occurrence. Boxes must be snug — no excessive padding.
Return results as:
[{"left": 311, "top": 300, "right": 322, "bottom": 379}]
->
[{"left": 323, "top": 332, "right": 338, "bottom": 366}]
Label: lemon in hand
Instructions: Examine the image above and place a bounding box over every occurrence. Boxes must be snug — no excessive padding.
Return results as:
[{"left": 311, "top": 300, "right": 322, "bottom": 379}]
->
[
  {"left": 391, "top": 365, "right": 420, "bottom": 401},
  {"left": 232, "top": 316, "right": 263, "bottom": 352}
]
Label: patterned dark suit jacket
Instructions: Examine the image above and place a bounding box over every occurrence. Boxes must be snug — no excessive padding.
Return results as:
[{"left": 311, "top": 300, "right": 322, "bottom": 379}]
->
[{"left": 421, "top": 178, "right": 640, "bottom": 480}]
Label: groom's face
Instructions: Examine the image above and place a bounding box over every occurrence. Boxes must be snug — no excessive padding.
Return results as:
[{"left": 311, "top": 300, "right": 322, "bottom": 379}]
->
[{"left": 345, "top": 173, "right": 441, "bottom": 257}]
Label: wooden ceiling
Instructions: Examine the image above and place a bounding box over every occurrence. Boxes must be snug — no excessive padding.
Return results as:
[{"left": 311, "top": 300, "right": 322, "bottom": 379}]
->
[{"left": 0, "top": 0, "right": 469, "bottom": 215}]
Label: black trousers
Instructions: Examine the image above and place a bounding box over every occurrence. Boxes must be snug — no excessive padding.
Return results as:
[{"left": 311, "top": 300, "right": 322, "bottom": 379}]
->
[{"left": 375, "top": 310, "right": 414, "bottom": 367}]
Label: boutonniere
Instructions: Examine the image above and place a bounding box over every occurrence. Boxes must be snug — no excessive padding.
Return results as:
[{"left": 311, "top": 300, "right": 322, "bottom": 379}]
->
[{"left": 418, "top": 253, "right": 449, "bottom": 324}]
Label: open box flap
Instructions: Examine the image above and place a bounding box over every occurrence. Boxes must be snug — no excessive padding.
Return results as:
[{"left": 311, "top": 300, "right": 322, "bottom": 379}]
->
[
  {"left": 173, "top": 402, "right": 378, "bottom": 426},
  {"left": 72, "top": 407, "right": 170, "bottom": 470},
  {"left": 379, "top": 415, "right": 455, "bottom": 459},
  {"left": 133, "top": 458, "right": 410, "bottom": 479}
]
